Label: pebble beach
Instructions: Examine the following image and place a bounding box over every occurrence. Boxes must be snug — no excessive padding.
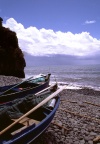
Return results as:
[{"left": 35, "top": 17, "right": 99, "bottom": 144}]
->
[
  {"left": 0, "top": 76, "right": 100, "bottom": 144},
  {"left": 33, "top": 87, "right": 100, "bottom": 144}
]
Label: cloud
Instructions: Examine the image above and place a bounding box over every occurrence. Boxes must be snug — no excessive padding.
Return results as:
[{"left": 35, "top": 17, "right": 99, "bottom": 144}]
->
[
  {"left": 84, "top": 20, "right": 96, "bottom": 24},
  {"left": 3, "top": 18, "right": 100, "bottom": 57}
]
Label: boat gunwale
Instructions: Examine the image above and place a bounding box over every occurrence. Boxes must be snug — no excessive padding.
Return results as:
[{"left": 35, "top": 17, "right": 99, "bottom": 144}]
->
[
  {"left": 2, "top": 97, "right": 60, "bottom": 144},
  {"left": 0, "top": 74, "right": 50, "bottom": 104}
]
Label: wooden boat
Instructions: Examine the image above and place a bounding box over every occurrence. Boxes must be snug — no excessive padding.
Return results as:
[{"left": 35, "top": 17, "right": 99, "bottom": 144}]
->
[
  {"left": 0, "top": 73, "right": 51, "bottom": 104},
  {"left": 0, "top": 84, "right": 65, "bottom": 144}
]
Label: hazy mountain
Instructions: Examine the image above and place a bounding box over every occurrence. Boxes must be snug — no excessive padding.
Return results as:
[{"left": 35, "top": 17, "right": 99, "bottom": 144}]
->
[{"left": 23, "top": 52, "right": 100, "bottom": 67}]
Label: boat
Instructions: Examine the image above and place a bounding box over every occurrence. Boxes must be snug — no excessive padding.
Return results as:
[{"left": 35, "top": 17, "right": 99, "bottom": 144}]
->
[
  {"left": 0, "top": 73, "right": 51, "bottom": 104},
  {"left": 0, "top": 84, "right": 65, "bottom": 144}
]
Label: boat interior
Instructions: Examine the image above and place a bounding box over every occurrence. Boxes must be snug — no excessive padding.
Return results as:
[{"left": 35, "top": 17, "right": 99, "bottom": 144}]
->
[
  {"left": 0, "top": 105, "right": 53, "bottom": 140},
  {"left": 0, "top": 90, "right": 58, "bottom": 141}
]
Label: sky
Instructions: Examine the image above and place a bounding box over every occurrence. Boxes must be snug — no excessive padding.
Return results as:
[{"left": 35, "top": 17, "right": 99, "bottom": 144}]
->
[{"left": 0, "top": 0, "right": 100, "bottom": 60}]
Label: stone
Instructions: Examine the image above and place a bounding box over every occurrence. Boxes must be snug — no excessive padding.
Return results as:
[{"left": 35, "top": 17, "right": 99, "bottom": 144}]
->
[
  {"left": 81, "top": 129, "right": 86, "bottom": 134},
  {"left": 73, "top": 128, "right": 79, "bottom": 131},
  {"left": 90, "top": 132, "right": 97, "bottom": 136},
  {"left": 88, "top": 140, "right": 93, "bottom": 144},
  {"left": 74, "top": 141, "right": 79, "bottom": 144},
  {"left": 79, "top": 139, "right": 85, "bottom": 144},
  {"left": 57, "top": 121, "right": 63, "bottom": 126}
]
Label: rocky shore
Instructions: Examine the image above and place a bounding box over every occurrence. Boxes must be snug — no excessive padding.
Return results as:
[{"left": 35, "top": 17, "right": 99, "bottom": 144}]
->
[
  {"left": 33, "top": 88, "right": 100, "bottom": 144},
  {"left": 0, "top": 76, "right": 100, "bottom": 144},
  {"left": 0, "top": 75, "right": 22, "bottom": 86}
]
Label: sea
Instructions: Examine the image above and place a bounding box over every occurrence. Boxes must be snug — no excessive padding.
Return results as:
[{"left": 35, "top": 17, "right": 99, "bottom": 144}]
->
[{"left": 24, "top": 64, "right": 100, "bottom": 91}]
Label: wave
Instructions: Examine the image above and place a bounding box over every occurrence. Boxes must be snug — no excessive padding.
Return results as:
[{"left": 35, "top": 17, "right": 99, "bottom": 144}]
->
[{"left": 50, "top": 80, "right": 100, "bottom": 91}]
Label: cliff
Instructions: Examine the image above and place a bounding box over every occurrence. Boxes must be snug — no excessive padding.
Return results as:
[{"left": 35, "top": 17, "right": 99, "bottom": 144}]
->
[{"left": 0, "top": 17, "right": 26, "bottom": 78}]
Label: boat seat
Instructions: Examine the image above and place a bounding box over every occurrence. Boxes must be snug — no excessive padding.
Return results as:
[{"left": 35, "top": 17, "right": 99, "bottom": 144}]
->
[
  {"left": 11, "top": 117, "right": 40, "bottom": 135},
  {"left": 12, "top": 117, "right": 40, "bottom": 126},
  {"left": 11, "top": 125, "right": 27, "bottom": 135}
]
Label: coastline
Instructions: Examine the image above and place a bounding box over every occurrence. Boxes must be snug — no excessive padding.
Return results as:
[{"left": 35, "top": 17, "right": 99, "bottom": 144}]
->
[{"left": 0, "top": 76, "right": 100, "bottom": 144}]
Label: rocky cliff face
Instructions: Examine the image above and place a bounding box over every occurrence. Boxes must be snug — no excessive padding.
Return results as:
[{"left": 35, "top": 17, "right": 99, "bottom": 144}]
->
[{"left": 0, "top": 17, "right": 26, "bottom": 78}]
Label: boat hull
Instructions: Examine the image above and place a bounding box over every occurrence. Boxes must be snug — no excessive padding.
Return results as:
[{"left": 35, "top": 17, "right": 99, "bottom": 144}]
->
[
  {"left": 0, "top": 74, "right": 50, "bottom": 104},
  {"left": 1, "top": 97, "right": 60, "bottom": 144}
]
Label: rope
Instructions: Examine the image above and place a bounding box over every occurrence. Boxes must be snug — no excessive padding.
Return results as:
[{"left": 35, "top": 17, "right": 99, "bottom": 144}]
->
[
  {"left": 51, "top": 121, "right": 69, "bottom": 131},
  {"left": 83, "top": 101, "right": 100, "bottom": 107},
  {"left": 59, "top": 108, "right": 100, "bottom": 123},
  {"left": 61, "top": 100, "right": 77, "bottom": 103},
  {"left": 93, "top": 135, "right": 100, "bottom": 144}
]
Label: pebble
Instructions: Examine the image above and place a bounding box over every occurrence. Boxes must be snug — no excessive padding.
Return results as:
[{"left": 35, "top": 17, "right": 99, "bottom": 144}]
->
[
  {"left": 0, "top": 75, "right": 22, "bottom": 86},
  {"left": 79, "top": 139, "right": 85, "bottom": 144},
  {"left": 90, "top": 132, "right": 97, "bottom": 136},
  {"left": 0, "top": 76, "right": 100, "bottom": 144},
  {"left": 88, "top": 140, "right": 93, "bottom": 144},
  {"left": 45, "top": 88, "right": 100, "bottom": 144}
]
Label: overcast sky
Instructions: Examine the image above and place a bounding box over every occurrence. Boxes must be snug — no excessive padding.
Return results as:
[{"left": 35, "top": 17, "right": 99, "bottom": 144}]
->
[{"left": 0, "top": 0, "right": 100, "bottom": 58}]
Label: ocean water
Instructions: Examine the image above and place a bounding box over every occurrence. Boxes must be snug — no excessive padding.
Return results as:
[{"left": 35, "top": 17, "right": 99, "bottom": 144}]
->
[{"left": 24, "top": 64, "right": 100, "bottom": 90}]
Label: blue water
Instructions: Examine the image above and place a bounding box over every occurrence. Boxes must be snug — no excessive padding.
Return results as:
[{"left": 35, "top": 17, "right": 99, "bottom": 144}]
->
[{"left": 25, "top": 64, "right": 100, "bottom": 90}]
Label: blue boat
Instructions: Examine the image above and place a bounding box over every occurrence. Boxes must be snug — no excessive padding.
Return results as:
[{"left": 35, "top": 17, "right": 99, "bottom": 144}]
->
[
  {"left": 0, "top": 74, "right": 51, "bottom": 104},
  {"left": 0, "top": 85, "right": 65, "bottom": 144}
]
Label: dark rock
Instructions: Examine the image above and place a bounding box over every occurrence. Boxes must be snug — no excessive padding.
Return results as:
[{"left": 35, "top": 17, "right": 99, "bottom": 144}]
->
[{"left": 0, "top": 17, "right": 26, "bottom": 78}]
